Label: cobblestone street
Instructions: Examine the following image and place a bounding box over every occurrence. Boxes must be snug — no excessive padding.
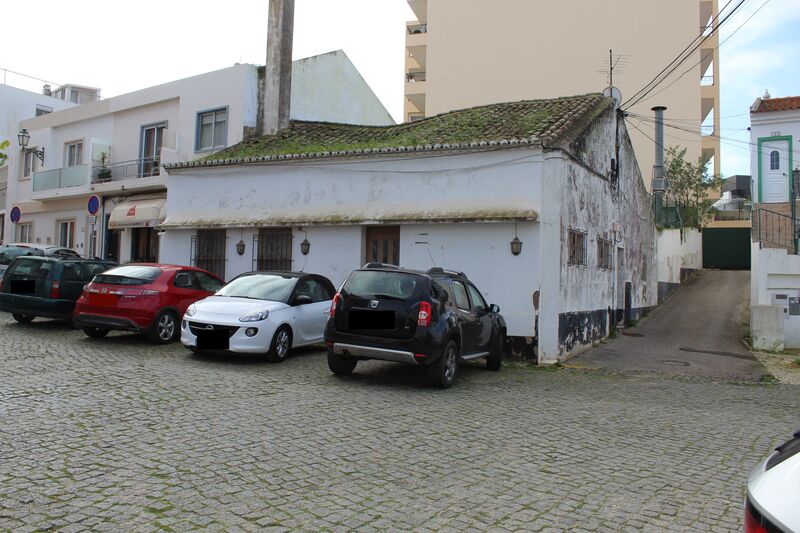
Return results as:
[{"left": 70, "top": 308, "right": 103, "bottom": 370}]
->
[{"left": 0, "top": 316, "right": 797, "bottom": 532}]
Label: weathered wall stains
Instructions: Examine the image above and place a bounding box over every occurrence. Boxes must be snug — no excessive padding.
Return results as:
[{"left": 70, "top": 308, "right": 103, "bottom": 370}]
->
[{"left": 558, "top": 310, "right": 608, "bottom": 355}]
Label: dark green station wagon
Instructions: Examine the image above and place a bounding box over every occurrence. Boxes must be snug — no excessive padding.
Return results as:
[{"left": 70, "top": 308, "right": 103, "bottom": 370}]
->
[{"left": 0, "top": 256, "right": 115, "bottom": 324}]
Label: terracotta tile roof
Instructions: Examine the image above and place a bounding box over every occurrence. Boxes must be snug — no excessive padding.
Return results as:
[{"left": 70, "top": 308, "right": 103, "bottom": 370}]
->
[
  {"left": 166, "top": 93, "right": 611, "bottom": 169},
  {"left": 751, "top": 96, "right": 800, "bottom": 113}
]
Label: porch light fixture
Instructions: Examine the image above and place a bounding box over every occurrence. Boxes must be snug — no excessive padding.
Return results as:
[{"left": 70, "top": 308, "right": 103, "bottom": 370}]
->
[
  {"left": 17, "top": 129, "right": 45, "bottom": 164},
  {"left": 300, "top": 236, "right": 310, "bottom": 255},
  {"left": 510, "top": 224, "right": 523, "bottom": 256},
  {"left": 236, "top": 239, "right": 246, "bottom": 256}
]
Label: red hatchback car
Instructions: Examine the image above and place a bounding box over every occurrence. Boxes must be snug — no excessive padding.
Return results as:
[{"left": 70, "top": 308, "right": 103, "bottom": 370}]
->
[{"left": 73, "top": 264, "right": 225, "bottom": 343}]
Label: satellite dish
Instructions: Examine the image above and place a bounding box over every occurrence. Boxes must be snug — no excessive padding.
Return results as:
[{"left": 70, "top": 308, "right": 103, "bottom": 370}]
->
[{"left": 603, "top": 86, "right": 623, "bottom": 107}]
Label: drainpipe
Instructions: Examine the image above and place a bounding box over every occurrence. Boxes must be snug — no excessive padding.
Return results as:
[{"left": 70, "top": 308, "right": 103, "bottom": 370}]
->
[{"left": 651, "top": 106, "right": 668, "bottom": 225}]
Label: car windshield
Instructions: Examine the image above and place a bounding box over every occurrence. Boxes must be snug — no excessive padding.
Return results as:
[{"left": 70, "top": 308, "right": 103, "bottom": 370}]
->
[
  {"left": 93, "top": 265, "right": 162, "bottom": 286},
  {"left": 216, "top": 274, "right": 297, "bottom": 302},
  {"left": 0, "top": 247, "right": 42, "bottom": 266},
  {"left": 343, "top": 271, "right": 421, "bottom": 300}
]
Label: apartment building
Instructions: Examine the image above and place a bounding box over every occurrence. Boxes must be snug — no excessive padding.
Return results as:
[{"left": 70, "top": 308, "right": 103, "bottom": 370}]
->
[
  {"left": 403, "top": 0, "right": 721, "bottom": 181},
  {"left": 3, "top": 51, "right": 393, "bottom": 261},
  {"left": 0, "top": 83, "right": 81, "bottom": 242}
]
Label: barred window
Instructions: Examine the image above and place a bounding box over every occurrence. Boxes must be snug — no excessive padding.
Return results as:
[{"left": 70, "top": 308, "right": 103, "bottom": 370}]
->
[
  {"left": 193, "top": 230, "right": 226, "bottom": 280},
  {"left": 257, "top": 228, "right": 293, "bottom": 271},
  {"left": 568, "top": 229, "right": 587, "bottom": 266},
  {"left": 597, "top": 237, "right": 612, "bottom": 270}
]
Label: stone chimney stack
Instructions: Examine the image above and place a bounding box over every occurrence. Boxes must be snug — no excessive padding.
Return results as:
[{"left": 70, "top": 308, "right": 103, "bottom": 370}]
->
[{"left": 262, "top": 0, "right": 295, "bottom": 135}]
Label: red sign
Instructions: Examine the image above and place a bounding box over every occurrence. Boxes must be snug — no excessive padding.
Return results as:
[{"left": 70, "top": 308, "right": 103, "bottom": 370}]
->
[{"left": 127, "top": 206, "right": 136, "bottom": 217}]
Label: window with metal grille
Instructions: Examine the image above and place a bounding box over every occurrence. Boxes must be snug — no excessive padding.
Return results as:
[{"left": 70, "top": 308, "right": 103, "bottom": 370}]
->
[
  {"left": 192, "top": 230, "right": 226, "bottom": 279},
  {"left": 255, "top": 228, "right": 293, "bottom": 271},
  {"left": 568, "top": 229, "right": 587, "bottom": 266},
  {"left": 597, "top": 237, "right": 612, "bottom": 270}
]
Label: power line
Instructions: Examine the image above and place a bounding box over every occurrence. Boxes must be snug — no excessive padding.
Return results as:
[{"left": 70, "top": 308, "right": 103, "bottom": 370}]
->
[
  {"left": 622, "top": 0, "right": 747, "bottom": 110},
  {"left": 0, "top": 66, "right": 65, "bottom": 89}
]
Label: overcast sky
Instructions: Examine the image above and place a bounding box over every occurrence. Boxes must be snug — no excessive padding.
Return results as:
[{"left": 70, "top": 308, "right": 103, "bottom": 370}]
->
[{"left": 1, "top": 0, "right": 796, "bottom": 178}]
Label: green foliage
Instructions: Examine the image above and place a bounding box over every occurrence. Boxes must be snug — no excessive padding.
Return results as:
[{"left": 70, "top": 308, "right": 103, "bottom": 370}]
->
[
  {"left": 662, "top": 146, "right": 723, "bottom": 229},
  {"left": 0, "top": 140, "right": 9, "bottom": 166}
]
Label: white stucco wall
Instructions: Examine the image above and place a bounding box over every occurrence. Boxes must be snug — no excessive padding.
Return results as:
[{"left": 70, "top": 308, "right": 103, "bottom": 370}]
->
[
  {"left": 751, "top": 242, "right": 800, "bottom": 349},
  {"left": 656, "top": 228, "right": 702, "bottom": 284},
  {"left": 750, "top": 107, "right": 800, "bottom": 204}
]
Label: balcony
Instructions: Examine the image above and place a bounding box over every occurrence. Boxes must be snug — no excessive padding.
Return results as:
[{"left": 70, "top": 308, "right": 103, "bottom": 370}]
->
[
  {"left": 31, "top": 165, "right": 90, "bottom": 200},
  {"left": 406, "top": 71, "right": 426, "bottom": 83},
  {"left": 91, "top": 156, "right": 166, "bottom": 194},
  {"left": 407, "top": 23, "right": 427, "bottom": 34}
]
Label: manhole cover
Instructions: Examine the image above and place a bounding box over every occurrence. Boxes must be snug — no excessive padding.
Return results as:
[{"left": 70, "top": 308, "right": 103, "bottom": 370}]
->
[
  {"left": 622, "top": 332, "right": 645, "bottom": 337},
  {"left": 658, "top": 359, "right": 691, "bottom": 367}
]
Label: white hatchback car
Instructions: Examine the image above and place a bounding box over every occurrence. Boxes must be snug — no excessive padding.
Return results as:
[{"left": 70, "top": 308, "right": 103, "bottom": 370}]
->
[
  {"left": 181, "top": 271, "right": 335, "bottom": 362},
  {"left": 746, "top": 430, "right": 800, "bottom": 532}
]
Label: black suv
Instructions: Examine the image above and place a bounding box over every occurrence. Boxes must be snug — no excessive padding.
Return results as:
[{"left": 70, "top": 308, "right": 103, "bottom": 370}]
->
[
  {"left": 0, "top": 256, "right": 115, "bottom": 324},
  {"left": 324, "top": 264, "right": 506, "bottom": 388}
]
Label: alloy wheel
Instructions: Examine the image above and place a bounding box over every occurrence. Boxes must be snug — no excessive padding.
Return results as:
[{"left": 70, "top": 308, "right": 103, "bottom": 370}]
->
[
  {"left": 444, "top": 345, "right": 457, "bottom": 383},
  {"left": 158, "top": 314, "right": 176, "bottom": 341},
  {"left": 276, "top": 330, "right": 290, "bottom": 358}
]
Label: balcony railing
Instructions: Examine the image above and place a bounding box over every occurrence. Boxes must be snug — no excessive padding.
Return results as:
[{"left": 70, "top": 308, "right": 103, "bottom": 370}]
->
[
  {"left": 407, "top": 23, "right": 427, "bottom": 34},
  {"left": 753, "top": 207, "right": 799, "bottom": 254},
  {"left": 406, "top": 71, "right": 427, "bottom": 83},
  {"left": 92, "top": 157, "right": 161, "bottom": 183},
  {"left": 32, "top": 164, "right": 89, "bottom": 192}
]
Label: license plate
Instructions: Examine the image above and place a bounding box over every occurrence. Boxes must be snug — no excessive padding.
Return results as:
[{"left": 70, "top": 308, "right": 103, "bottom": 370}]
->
[{"left": 349, "top": 309, "right": 395, "bottom": 329}]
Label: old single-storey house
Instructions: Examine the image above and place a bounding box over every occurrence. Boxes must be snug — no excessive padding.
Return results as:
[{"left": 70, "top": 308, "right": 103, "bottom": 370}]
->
[{"left": 160, "top": 93, "right": 658, "bottom": 363}]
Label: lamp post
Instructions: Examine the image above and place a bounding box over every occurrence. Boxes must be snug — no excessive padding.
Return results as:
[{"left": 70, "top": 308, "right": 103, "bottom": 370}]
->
[{"left": 17, "top": 129, "right": 45, "bottom": 164}]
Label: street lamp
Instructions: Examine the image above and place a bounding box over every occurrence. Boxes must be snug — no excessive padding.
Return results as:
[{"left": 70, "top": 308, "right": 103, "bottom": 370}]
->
[{"left": 17, "top": 129, "right": 45, "bottom": 164}]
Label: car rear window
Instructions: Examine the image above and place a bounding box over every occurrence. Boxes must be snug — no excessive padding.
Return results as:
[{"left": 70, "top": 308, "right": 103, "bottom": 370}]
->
[
  {"left": 8, "top": 258, "right": 53, "bottom": 279},
  {"left": 93, "top": 265, "right": 162, "bottom": 286},
  {"left": 343, "top": 271, "right": 422, "bottom": 300},
  {"left": 0, "top": 247, "right": 42, "bottom": 265},
  {"left": 767, "top": 432, "right": 800, "bottom": 471}
]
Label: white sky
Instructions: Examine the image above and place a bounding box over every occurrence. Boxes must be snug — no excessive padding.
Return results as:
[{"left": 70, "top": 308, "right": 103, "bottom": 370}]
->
[{"left": 2, "top": 0, "right": 796, "bottom": 177}]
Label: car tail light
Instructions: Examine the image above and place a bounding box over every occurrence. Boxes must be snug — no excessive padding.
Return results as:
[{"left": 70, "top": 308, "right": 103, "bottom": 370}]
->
[
  {"left": 330, "top": 292, "right": 341, "bottom": 317},
  {"left": 50, "top": 280, "right": 60, "bottom": 299},
  {"left": 417, "top": 301, "right": 431, "bottom": 327},
  {"left": 84, "top": 283, "right": 100, "bottom": 294},
  {"left": 745, "top": 500, "right": 769, "bottom": 533}
]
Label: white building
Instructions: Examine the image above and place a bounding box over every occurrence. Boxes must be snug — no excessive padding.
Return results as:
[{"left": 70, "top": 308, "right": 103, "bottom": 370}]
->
[
  {"left": 0, "top": 84, "right": 80, "bottom": 242},
  {"left": 2, "top": 51, "right": 393, "bottom": 260},
  {"left": 749, "top": 94, "right": 800, "bottom": 351},
  {"left": 161, "top": 94, "right": 658, "bottom": 362}
]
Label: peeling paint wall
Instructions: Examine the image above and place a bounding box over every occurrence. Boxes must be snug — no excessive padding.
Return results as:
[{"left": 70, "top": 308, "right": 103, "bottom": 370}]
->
[
  {"left": 656, "top": 228, "right": 702, "bottom": 302},
  {"left": 550, "top": 106, "right": 658, "bottom": 360}
]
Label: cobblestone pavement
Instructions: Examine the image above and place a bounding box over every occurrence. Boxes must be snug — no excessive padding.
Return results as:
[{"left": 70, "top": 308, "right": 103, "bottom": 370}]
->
[{"left": 1, "top": 316, "right": 798, "bottom": 532}]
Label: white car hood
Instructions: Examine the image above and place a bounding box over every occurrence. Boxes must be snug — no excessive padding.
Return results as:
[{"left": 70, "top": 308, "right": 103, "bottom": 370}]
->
[{"left": 189, "top": 296, "right": 289, "bottom": 322}]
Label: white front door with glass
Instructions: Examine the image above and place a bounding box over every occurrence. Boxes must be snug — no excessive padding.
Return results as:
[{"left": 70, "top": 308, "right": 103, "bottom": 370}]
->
[
  {"left": 761, "top": 139, "right": 790, "bottom": 203},
  {"left": 140, "top": 123, "right": 166, "bottom": 177}
]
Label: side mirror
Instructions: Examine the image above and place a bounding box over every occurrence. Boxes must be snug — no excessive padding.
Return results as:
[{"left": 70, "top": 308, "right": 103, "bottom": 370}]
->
[
  {"left": 490, "top": 304, "right": 500, "bottom": 314},
  {"left": 294, "top": 294, "right": 313, "bottom": 306}
]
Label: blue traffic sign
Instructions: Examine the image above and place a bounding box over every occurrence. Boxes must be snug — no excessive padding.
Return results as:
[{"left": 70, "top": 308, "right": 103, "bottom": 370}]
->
[
  {"left": 87, "top": 195, "right": 100, "bottom": 215},
  {"left": 9, "top": 207, "right": 21, "bottom": 224}
]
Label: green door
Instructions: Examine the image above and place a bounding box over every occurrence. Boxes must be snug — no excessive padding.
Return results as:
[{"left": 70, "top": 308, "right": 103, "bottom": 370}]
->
[{"left": 702, "top": 228, "right": 751, "bottom": 270}]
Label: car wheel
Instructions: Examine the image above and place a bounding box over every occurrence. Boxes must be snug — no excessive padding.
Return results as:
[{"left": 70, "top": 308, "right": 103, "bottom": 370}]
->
[
  {"left": 12, "top": 313, "right": 34, "bottom": 324},
  {"left": 327, "top": 348, "right": 357, "bottom": 375},
  {"left": 149, "top": 310, "right": 179, "bottom": 344},
  {"left": 83, "top": 327, "right": 109, "bottom": 338},
  {"left": 487, "top": 331, "right": 504, "bottom": 371},
  {"left": 266, "top": 326, "right": 292, "bottom": 363},
  {"left": 428, "top": 340, "right": 459, "bottom": 389}
]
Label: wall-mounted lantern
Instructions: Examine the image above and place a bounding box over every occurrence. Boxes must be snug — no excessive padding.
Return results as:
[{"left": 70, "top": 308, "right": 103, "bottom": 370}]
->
[
  {"left": 236, "top": 239, "right": 246, "bottom": 256},
  {"left": 510, "top": 224, "right": 523, "bottom": 256},
  {"left": 300, "top": 236, "right": 310, "bottom": 255},
  {"left": 17, "top": 129, "right": 45, "bottom": 164}
]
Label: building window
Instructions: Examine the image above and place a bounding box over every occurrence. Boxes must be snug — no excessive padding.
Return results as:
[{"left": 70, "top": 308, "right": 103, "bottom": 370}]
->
[
  {"left": 65, "top": 141, "right": 83, "bottom": 167},
  {"left": 22, "top": 151, "right": 36, "bottom": 178},
  {"left": 568, "top": 229, "right": 587, "bottom": 266},
  {"left": 770, "top": 150, "right": 780, "bottom": 171},
  {"left": 597, "top": 237, "right": 612, "bottom": 270},
  {"left": 57, "top": 220, "right": 76, "bottom": 248},
  {"left": 70, "top": 90, "right": 79, "bottom": 103},
  {"left": 35, "top": 105, "right": 52, "bottom": 116},
  {"left": 256, "top": 228, "right": 293, "bottom": 271},
  {"left": 193, "top": 230, "right": 226, "bottom": 280},
  {"left": 196, "top": 108, "right": 228, "bottom": 151},
  {"left": 17, "top": 223, "right": 33, "bottom": 243}
]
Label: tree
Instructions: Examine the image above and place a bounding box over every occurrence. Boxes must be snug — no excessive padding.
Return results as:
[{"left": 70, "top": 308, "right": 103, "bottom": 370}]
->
[
  {"left": 663, "top": 146, "right": 722, "bottom": 229},
  {"left": 0, "top": 140, "right": 8, "bottom": 166}
]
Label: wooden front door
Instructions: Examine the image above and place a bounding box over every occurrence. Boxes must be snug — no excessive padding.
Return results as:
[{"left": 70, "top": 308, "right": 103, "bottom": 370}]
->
[{"left": 365, "top": 226, "right": 400, "bottom": 266}]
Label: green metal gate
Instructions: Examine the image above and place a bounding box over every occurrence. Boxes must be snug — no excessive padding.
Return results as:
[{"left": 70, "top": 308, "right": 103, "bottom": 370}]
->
[{"left": 702, "top": 227, "right": 751, "bottom": 270}]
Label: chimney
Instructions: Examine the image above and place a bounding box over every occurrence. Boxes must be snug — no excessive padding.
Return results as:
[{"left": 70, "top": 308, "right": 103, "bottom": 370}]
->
[
  {"left": 651, "top": 106, "right": 667, "bottom": 193},
  {"left": 262, "top": 0, "right": 295, "bottom": 135},
  {"left": 42, "top": 84, "right": 52, "bottom": 96}
]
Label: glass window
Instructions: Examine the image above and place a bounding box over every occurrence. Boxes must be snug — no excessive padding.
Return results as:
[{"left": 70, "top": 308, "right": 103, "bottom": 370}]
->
[
  {"left": 770, "top": 150, "right": 780, "bottom": 171},
  {"left": 65, "top": 141, "right": 83, "bottom": 167},
  {"left": 35, "top": 105, "right": 52, "bottom": 116},
  {"left": 196, "top": 108, "right": 228, "bottom": 151},
  {"left": 466, "top": 283, "right": 487, "bottom": 312},
  {"left": 94, "top": 266, "right": 163, "bottom": 285},
  {"left": 568, "top": 230, "right": 587, "bottom": 266},
  {"left": 295, "top": 278, "right": 329, "bottom": 303},
  {"left": 597, "top": 238, "right": 612, "bottom": 270},
  {"left": 58, "top": 220, "right": 75, "bottom": 248},
  {"left": 17, "top": 223, "right": 33, "bottom": 243},
  {"left": 173, "top": 271, "right": 195, "bottom": 289},
  {"left": 22, "top": 151, "right": 34, "bottom": 178},
  {"left": 451, "top": 281, "right": 470, "bottom": 310},
  {"left": 217, "top": 273, "right": 297, "bottom": 302},
  {"left": 343, "top": 271, "right": 420, "bottom": 300},
  {"left": 61, "top": 263, "right": 82, "bottom": 282},
  {"left": 82, "top": 262, "right": 112, "bottom": 281},
  {"left": 195, "top": 272, "right": 224, "bottom": 292}
]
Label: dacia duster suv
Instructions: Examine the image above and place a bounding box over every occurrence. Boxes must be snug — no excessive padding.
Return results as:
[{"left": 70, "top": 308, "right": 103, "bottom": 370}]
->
[{"left": 325, "top": 264, "right": 506, "bottom": 388}]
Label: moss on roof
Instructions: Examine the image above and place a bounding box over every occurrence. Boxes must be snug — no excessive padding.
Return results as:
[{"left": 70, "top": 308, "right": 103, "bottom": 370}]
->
[{"left": 190, "top": 93, "right": 610, "bottom": 166}]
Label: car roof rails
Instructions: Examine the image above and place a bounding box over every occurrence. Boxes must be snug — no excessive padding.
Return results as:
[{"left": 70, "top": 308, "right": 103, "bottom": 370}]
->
[
  {"left": 426, "top": 267, "right": 466, "bottom": 277},
  {"left": 362, "top": 262, "right": 400, "bottom": 270}
]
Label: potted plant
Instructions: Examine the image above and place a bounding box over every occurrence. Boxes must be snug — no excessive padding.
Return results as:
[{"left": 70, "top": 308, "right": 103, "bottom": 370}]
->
[{"left": 96, "top": 152, "right": 112, "bottom": 181}]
